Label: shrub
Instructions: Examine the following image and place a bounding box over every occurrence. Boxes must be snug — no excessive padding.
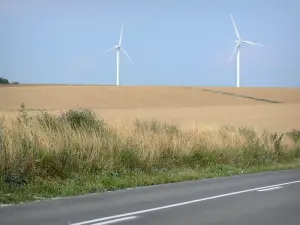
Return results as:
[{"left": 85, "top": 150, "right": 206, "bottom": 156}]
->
[{"left": 59, "top": 108, "right": 107, "bottom": 133}]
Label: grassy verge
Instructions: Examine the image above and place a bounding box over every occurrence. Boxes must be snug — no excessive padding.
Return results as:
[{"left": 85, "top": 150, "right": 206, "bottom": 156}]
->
[{"left": 0, "top": 104, "right": 300, "bottom": 204}]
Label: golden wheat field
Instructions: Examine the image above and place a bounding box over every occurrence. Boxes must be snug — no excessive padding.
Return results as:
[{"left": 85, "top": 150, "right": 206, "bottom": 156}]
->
[{"left": 1, "top": 85, "right": 300, "bottom": 132}]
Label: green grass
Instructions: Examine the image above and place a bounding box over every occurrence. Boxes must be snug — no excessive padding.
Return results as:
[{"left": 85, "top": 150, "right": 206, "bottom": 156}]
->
[{"left": 0, "top": 104, "right": 299, "bottom": 204}]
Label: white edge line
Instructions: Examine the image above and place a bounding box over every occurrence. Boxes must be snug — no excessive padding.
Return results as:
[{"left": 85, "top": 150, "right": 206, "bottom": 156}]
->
[
  {"left": 71, "top": 180, "right": 300, "bottom": 225},
  {"left": 257, "top": 186, "right": 283, "bottom": 192},
  {"left": 90, "top": 216, "right": 138, "bottom": 225}
]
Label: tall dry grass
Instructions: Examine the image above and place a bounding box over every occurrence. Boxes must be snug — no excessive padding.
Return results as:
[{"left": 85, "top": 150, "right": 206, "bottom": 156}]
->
[{"left": 0, "top": 104, "right": 300, "bottom": 187}]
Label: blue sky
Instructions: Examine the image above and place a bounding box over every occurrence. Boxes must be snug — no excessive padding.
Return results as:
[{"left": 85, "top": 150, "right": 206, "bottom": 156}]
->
[{"left": 0, "top": 0, "right": 299, "bottom": 87}]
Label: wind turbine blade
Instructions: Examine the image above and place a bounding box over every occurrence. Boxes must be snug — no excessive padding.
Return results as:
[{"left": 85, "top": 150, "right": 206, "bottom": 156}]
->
[
  {"left": 230, "top": 13, "right": 241, "bottom": 40},
  {"left": 243, "top": 40, "right": 264, "bottom": 47},
  {"left": 121, "top": 47, "right": 134, "bottom": 64},
  {"left": 104, "top": 46, "right": 116, "bottom": 53},
  {"left": 119, "top": 23, "right": 123, "bottom": 46},
  {"left": 228, "top": 43, "right": 239, "bottom": 62}
]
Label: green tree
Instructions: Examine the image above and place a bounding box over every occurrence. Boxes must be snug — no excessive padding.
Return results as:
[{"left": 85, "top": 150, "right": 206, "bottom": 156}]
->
[{"left": 0, "top": 77, "right": 10, "bottom": 84}]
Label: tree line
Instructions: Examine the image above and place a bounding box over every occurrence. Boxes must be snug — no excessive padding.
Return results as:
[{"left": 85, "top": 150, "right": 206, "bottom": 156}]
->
[{"left": 0, "top": 77, "right": 19, "bottom": 84}]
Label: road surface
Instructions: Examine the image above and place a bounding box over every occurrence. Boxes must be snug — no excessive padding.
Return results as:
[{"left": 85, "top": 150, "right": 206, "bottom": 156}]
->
[{"left": 1, "top": 169, "right": 300, "bottom": 225}]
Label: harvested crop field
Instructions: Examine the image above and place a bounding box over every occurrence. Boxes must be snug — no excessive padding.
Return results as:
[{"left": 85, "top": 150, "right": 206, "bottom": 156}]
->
[
  {"left": 1, "top": 84, "right": 300, "bottom": 204},
  {"left": 1, "top": 85, "right": 300, "bottom": 132}
]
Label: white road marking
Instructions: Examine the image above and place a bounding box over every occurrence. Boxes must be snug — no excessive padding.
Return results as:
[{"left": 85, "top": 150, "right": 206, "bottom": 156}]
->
[
  {"left": 90, "top": 216, "right": 138, "bottom": 225},
  {"left": 70, "top": 180, "right": 300, "bottom": 225},
  {"left": 256, "top": 186, "right": 283, "bottom": 192}
]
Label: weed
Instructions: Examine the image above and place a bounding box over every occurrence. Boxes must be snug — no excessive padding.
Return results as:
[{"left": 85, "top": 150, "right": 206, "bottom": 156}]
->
[{"left": 0, "top": 106, "right": 300, "bottom": 204}]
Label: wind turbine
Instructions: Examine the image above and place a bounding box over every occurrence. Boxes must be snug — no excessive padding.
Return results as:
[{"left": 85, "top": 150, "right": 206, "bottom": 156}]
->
[
  {"left": 228, "top": 13, "right": 264, "bottom": 88},
  {"left": 104, "top": 24, "right": 134, "bottom": 86}
]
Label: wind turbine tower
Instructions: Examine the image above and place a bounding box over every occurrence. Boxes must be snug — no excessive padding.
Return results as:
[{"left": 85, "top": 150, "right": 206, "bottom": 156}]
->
[
  {"left": 228, "top": 14, "right": 264, "bottom": 88},
  {"left": 105, "top": 24, "right": 134, "bottom": 86}
]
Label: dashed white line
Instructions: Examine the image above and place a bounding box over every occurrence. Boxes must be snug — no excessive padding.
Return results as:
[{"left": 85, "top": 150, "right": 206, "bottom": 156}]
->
[
  {"left": 70, "top": 180, "right": 300, "bottom": 225},
  {"left": 257, "top": 186, "right": 283, "bottom": 192},
  {"left": 90, "top": 216, "right": 138, "bottom": 225}
]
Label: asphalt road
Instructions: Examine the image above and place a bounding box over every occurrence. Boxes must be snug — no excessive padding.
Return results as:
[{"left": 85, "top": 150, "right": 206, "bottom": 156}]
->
[{"left": 1, "top": 169, "right": 300, "bottom": 225}]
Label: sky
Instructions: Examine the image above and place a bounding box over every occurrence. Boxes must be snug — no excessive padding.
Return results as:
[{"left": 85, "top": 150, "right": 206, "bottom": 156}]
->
[{"left": 0, "top": 0, "right": 299, "bottom": 87}]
